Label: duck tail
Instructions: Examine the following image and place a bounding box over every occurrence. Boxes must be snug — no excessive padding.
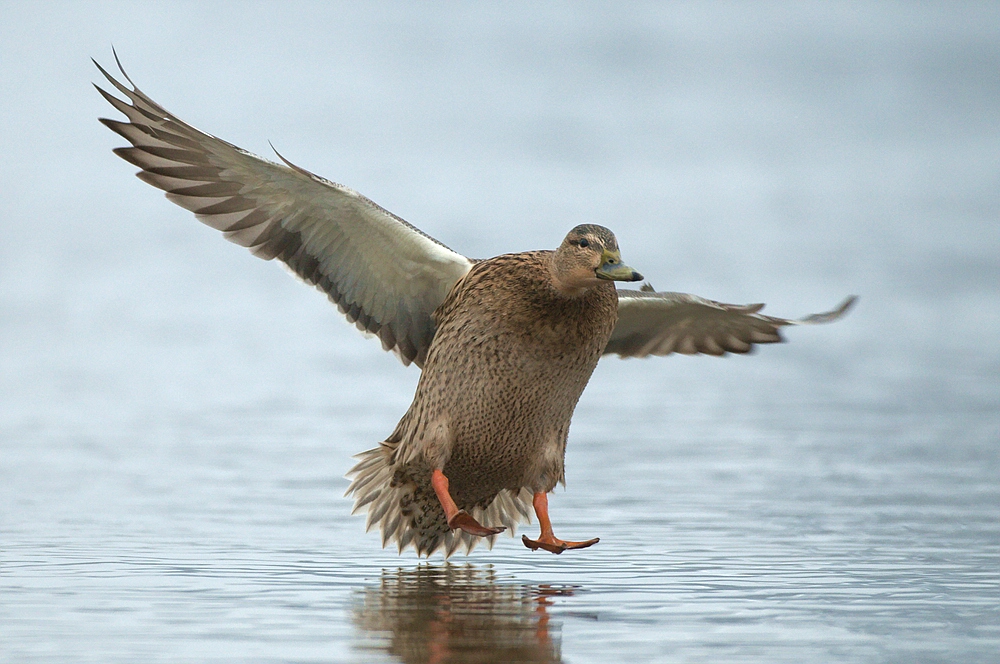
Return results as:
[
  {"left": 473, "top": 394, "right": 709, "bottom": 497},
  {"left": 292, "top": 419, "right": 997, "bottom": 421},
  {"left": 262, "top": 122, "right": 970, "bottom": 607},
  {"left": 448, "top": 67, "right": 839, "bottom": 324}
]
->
[{"left": 345, "top": 443, "right": 534, "bottom": 558}]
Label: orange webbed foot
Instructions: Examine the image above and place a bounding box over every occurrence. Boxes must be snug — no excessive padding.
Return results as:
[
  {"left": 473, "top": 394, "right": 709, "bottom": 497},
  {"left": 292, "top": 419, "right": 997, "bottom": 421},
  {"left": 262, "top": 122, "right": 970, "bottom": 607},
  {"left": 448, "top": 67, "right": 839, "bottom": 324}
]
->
[
  {"left": 448, "top": 510, "right": 506, "bottom": 537},
  {"left": 522, "top": 534, "right": 599, "bottom": 554},
  {"left": 432, "top": 469, "right": 504, "bottom": 538},
  {"left": 523, "top": 491, "right": 599, "bottom": 553}
]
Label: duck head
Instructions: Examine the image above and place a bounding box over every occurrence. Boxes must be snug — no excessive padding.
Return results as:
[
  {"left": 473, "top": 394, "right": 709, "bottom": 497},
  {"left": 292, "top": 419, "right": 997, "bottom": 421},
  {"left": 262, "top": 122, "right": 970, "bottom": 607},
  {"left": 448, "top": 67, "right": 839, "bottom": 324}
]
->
[{"left": 550, "top": 224, "right": 643, "bottom": 296}]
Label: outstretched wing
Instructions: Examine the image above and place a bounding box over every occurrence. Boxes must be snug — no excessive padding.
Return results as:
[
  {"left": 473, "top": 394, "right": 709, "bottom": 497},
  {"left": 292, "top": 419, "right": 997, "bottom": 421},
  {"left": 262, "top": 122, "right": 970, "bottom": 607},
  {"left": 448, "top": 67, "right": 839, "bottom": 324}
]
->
[
  {"left": 94, "top": 54, "right": 472, "bottom": 368},
  {"left": 605, "top": 289, "right": 856, "bottom": 358}
]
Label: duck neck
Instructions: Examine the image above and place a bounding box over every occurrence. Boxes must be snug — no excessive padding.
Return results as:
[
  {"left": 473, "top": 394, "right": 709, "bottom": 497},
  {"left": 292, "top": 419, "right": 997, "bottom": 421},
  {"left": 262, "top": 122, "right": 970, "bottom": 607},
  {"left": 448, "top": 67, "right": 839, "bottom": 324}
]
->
[{"left": 547, "top": 253, "right": 592, "bottom": 298}]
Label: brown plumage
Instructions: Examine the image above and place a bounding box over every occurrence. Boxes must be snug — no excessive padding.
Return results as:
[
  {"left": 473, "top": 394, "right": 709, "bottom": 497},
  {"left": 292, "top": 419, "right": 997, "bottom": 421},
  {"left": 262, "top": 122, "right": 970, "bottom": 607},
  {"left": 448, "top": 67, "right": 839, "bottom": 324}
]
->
[
  {"left": 348, "top": 246, "right": 622, "bottom": 556},
  {"left": 94, "top": 54, "right": 857, "bottom": 558}
]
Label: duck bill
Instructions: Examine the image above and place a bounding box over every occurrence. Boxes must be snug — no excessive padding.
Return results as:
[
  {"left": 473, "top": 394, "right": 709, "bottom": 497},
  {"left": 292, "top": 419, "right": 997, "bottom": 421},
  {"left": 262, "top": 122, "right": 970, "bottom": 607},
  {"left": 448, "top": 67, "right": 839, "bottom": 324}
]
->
[{"left": 596, "top": 261, "right": 643, "bottom": 282}]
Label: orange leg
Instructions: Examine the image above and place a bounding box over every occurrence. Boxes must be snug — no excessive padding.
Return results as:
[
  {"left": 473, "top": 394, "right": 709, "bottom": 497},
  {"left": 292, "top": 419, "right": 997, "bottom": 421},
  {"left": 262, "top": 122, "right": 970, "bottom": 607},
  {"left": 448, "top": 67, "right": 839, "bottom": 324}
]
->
[
  {"left": 522, "top": 491, "right": 599, "bottom": 554},
  {"left": 430, "top": 469, "right": 506, "bottom": 537}
]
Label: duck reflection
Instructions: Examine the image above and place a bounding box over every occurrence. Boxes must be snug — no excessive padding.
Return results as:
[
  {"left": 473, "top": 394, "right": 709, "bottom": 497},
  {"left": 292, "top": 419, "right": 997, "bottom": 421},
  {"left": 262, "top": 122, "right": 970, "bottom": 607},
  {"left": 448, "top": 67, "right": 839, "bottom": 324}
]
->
[{"left": 352, "top": 564, "right": 571, "bottom": 664}]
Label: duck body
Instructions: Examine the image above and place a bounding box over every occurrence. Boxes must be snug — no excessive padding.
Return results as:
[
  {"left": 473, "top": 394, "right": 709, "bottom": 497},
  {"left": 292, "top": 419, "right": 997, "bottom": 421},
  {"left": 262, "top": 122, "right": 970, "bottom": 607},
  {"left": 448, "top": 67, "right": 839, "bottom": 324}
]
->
[{"left": 349, "top": 250, "right": 619, "bottom": 556}]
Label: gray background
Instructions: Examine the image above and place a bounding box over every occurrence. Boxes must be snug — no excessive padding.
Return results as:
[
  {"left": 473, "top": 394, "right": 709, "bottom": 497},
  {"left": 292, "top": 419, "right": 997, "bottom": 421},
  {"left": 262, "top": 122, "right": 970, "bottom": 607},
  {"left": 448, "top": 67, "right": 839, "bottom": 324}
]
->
[{"left": 2, "top": 2, "right": 998, "bottom": 663}]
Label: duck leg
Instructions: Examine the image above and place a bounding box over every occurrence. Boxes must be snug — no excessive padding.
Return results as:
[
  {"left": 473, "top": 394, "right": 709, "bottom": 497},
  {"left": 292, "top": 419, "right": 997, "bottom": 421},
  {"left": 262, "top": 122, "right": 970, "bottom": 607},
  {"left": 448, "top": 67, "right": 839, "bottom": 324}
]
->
[
  {"left": 430, "top": 469, "right": 506, "bottom": 537},
  {"left": 522, "top": 491, "right": 599, "bottom": 554}
]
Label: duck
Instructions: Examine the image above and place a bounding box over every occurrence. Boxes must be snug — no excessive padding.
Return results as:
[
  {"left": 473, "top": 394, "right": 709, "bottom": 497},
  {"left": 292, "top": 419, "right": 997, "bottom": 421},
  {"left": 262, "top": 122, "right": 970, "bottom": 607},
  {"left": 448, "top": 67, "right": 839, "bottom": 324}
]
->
[{"left": 94, "top": 54, "right": 856, "bottom": 557}]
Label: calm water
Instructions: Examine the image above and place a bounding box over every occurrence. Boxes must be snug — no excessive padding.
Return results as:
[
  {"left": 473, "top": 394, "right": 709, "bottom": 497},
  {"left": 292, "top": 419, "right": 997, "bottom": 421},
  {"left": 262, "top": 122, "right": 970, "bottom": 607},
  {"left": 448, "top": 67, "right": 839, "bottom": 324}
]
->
[{"left": 2, "top": 3, "right": 999, "bottom": 663}]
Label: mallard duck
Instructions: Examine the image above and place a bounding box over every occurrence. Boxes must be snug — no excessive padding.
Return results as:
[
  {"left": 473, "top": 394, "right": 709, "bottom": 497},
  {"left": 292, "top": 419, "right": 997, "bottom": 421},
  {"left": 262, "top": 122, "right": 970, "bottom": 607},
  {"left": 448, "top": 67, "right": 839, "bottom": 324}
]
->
[{"left": 95, "top": 55, "right": 856, "bottom": 557}]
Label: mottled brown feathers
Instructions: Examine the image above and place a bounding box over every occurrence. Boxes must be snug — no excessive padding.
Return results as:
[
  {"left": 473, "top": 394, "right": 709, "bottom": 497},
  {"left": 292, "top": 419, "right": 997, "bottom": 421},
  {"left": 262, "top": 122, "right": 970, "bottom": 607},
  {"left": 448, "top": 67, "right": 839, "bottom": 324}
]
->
[{"left": 347, "top": 251, "right": 619, "bottom": 556}]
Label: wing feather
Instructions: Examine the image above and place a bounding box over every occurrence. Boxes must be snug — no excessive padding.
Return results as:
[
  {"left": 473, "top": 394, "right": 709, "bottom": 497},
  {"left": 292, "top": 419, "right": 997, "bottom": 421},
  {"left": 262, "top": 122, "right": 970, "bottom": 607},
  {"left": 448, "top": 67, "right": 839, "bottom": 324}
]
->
[
  {"left": 95, "top": 54, "right": 472, "bottom": 367},
  {"left": 606, "top": 290, "right": 856, "bottom": 358}
]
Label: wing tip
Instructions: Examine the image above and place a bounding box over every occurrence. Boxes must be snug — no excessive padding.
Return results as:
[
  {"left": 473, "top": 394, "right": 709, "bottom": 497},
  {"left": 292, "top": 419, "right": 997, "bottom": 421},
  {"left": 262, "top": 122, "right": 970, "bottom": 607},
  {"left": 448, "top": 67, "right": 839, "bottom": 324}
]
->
[
  {"left": 92, "top": 46, "right": 136, "bottom": 93},
  {"left": 799, "top": 294, "right": 858, "bottom": 324}
]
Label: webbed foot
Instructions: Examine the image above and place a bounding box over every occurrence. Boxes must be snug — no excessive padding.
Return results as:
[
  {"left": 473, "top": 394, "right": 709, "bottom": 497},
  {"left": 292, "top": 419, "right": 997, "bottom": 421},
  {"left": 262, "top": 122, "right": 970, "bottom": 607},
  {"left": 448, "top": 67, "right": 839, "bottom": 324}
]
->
[
  {"left": 431, "top": 469, "right": 506, "bottom": 538},
  {"left": 522, "top": 491, "right": 600, "bottom": 553},
  {"left": 521, "top": 534, "right": 599, "bottom": 554},
  {"left": 448, "top": 510, "right": 506, "bottom": 537}
]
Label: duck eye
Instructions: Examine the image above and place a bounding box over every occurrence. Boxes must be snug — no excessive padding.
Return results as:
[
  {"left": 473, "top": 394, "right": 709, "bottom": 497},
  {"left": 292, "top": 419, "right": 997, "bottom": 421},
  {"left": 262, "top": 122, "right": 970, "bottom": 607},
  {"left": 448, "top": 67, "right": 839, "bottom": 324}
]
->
[{"left": 578, "top": 238, "right": 590, "bottom": 248}]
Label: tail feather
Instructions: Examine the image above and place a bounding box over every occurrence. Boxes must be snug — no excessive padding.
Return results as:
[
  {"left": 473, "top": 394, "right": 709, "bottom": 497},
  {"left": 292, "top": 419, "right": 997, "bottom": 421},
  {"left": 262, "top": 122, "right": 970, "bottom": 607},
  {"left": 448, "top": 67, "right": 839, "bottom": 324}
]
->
[
  {"left": 365, "top": 495, "right": 393, "bottom": 532},
  {"left": 346, "top": 444, "right": 533, "bottom": 557}
]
